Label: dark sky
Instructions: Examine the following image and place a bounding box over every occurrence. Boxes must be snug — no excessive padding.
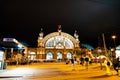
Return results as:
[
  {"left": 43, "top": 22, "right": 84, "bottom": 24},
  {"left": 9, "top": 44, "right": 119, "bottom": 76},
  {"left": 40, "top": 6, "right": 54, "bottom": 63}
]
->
[{"left": 0, "top": 0, "right": 120, "bottom": 48}]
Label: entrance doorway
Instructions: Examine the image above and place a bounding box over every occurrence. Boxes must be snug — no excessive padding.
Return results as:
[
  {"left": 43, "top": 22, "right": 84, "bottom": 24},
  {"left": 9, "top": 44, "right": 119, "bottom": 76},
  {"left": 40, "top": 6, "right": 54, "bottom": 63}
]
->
[
  {"left": 28, "top": 52, "right": 36, "bottom": 60},
  {"left": 67, "top": 52, "right": 72, "bottom": 59},
  {"left": 46, "top": 52, "right": 53, "bottom": 60},
  {"left": 57, "top": 52, "right": 62, "bottom": 60}
]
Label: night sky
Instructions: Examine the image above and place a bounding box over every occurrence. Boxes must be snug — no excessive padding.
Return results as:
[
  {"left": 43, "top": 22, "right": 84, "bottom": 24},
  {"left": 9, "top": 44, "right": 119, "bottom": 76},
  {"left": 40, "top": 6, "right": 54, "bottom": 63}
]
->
[{"left": 0, "top": 0, "right": 120, "bottom": 48}]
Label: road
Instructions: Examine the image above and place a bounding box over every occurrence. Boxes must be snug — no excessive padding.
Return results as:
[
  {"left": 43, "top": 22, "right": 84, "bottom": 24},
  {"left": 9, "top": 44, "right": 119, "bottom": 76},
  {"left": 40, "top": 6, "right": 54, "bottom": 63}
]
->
[{"left": 0, "top": 62, "right": 120, "bottom": 80}]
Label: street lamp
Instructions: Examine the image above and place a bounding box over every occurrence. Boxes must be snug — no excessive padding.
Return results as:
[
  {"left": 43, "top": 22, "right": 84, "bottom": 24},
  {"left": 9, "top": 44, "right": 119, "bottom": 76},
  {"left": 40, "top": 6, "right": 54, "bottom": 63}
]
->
[
  {"left": 111, "top": 35, "right": 117, "bottom": 59},
  {"left": 112, "top": 35, "right": 116, "bottom": 48}
]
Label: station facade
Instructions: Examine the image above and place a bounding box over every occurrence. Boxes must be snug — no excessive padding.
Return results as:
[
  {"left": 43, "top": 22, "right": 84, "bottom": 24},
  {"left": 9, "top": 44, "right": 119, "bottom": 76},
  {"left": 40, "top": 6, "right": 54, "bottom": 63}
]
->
[{"left": 27, "top": 25, "right": 80, "bottom": 60}]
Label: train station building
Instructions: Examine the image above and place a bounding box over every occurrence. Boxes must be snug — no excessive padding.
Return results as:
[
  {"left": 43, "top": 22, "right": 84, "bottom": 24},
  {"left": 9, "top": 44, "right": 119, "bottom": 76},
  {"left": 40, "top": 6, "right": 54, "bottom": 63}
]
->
[{"left": 27, "top": 25, "right": 80, "bottom": 61}]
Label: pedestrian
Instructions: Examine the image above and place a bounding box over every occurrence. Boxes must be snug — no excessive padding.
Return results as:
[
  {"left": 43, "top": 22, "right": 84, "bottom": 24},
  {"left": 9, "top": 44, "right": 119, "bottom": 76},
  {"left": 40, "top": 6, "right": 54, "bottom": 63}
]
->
[
  {"left": 104, "top": 57, "right": 112, "bottom": 75},
  {"left": 85, "top": 56, "right": 89, "bottom": 70},
  {"left": 66, "top": 58, "right": 69, "bottom": 64},
  {"left": 80, "top": 57, "right": 84, "bottom": 66},
  {"left": 113, "top": 56, "right": 120, "bottom": 75},
  {"left": 89, "top": 58, "right": 92, "bottom": 65},
  {"left": 71, "top": 58, "right": 75, "bottom": 71}
]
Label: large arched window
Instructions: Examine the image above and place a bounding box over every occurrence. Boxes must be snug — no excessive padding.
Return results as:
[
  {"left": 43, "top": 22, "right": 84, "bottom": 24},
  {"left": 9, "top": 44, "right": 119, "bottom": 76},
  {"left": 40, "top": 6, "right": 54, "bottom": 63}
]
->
[
  {"left": 46, "top": 52, "right": 53, "bottom": 60},
  {"left": 45, "top": 36, "right": 74, "bottom": 49},
  {"left": 64, "top": 38, "right": 73, "bottom": 49},
  {"left": 55, "top": 36, "right": 64, "bottom": 49},
  {"left": 45, "top": 37, "right": 54, "bottom": 48}
]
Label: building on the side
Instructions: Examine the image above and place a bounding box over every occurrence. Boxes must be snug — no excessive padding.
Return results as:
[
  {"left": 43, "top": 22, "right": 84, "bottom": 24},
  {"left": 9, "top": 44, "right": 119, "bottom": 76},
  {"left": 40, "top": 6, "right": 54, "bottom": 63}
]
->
[
  {"left": 27, "top": 25, "right": 80, "bottom": 61},
  {"left": 0, "top": 38, "right": 28, "bottom": 61}
]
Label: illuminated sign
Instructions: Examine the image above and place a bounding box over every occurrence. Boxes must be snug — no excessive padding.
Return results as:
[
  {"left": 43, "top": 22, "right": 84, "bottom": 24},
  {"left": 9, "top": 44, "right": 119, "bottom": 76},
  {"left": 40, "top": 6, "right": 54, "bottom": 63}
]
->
[{"left": 3, "top": 38, "right": 15, "bottom": 42}]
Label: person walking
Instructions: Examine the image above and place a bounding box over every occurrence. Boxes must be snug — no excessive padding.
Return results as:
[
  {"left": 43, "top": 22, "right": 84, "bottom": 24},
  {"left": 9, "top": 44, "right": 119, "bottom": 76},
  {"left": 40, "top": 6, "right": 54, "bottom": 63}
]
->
[
  {"left": 117, "top": 56, "right": 120, "bottom": 76},
  {"left": 71, "top": 58, "right": 75, "bottom": 71},
  {"left": 113, "top": 56, "right": 120, "bottom": 75},
  {"left": 80, "top": 57, "right": 84, "bottom": 66},
  {"left": 66, "top": 58, "right": 69, "bottom": 64},
  {"left": 85, "top": 56, "right": 89, "bottom": 70}
]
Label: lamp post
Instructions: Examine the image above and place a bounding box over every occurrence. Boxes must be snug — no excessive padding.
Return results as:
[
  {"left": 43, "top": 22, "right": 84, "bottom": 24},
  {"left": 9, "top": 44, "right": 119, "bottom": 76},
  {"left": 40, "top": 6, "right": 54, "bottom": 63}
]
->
[
  {"left": 112, "top": 35, "right": 116, "bottom": 48},
  {"left": 102, "top": 33, "right": 107, "bottom": 56},
  {"left": 111, "top": 35, "right": 117, "bottom": 59}
]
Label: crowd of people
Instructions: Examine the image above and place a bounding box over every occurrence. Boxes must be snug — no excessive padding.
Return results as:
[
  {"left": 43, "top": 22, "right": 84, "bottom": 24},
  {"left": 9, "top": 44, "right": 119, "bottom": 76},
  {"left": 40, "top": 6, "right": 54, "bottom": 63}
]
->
[
  {"left": 66, "top": 55, "right": 120, "bottom": 76},
  {"left": 65, "top": 56, "right": 92, "bottom": 70}
]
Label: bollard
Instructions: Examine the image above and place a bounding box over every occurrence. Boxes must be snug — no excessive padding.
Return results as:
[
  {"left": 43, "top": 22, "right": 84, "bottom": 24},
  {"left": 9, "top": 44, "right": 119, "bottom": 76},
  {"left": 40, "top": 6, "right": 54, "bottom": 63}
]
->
[{"left": 105, "top": 65, "right": 112, "bottom": 75}]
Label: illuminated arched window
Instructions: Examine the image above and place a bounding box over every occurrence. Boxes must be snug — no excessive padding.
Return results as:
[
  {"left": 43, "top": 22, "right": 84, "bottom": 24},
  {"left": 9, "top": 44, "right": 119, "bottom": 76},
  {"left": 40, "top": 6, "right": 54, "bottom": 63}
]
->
[
  {"left": 45, "top": 37, "right": 54, "bottom": 48},
  {"left": 46, "top": 52, "right": 53, "bottom": 60},
  {"left": 64, "top": 38, "right": 73, "bottom": 49},
  {"left": 57, "top": 52, "right": 62, "bottom": 59},
  {"left": 45, "top": 36, "right": 74, "bottom": 49},
  {"left": 67, "top": 52, "right": 72, "bottom": 59}
]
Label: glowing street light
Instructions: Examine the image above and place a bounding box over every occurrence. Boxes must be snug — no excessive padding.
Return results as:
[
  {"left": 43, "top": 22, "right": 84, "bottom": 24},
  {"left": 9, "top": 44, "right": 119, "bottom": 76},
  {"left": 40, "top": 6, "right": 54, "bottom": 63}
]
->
[{"left": 112, "top": 35, "right": 116, "bottom": 39}]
